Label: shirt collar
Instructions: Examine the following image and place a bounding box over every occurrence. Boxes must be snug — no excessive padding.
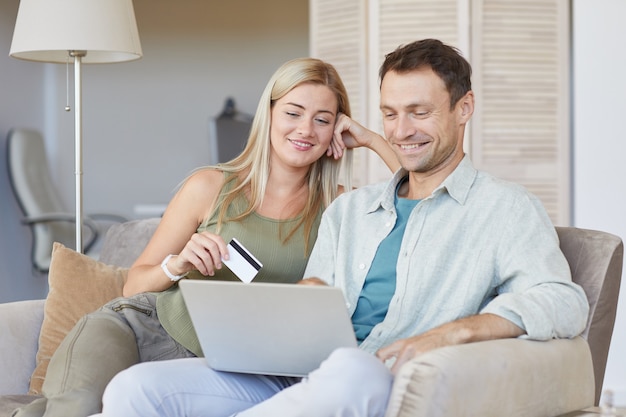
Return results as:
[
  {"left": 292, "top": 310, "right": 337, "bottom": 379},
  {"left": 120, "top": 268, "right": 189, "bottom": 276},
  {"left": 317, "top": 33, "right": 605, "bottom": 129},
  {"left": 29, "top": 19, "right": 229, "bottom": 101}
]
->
[
  {"left": 368, "top": 155, "right": 477, "bottom": 213},
  {"left": 434, "top": 155, "right": 477, "bottom": 205}
]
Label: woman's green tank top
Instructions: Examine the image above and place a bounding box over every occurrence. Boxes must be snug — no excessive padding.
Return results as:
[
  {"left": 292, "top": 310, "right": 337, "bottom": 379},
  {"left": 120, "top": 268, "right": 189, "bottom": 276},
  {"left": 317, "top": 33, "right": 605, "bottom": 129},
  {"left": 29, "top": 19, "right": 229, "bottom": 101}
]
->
[{"left": 157, "top": 173, "right": 322, "bottom": 356}]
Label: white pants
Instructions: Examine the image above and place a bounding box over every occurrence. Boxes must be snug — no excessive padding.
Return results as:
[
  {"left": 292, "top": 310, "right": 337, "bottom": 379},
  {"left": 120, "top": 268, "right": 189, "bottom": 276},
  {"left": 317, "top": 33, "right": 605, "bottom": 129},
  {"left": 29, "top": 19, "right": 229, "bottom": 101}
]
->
[{"left": 96, "top": 347, "right": 393, "bottom": 417}]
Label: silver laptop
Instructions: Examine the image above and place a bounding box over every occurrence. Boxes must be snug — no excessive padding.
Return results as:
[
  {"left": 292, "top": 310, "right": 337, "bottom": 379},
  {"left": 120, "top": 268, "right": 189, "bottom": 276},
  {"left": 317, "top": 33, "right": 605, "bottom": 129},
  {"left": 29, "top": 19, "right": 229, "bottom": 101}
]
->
[{"left": 179, "top": 280, "right": 358, "bottom": 377}]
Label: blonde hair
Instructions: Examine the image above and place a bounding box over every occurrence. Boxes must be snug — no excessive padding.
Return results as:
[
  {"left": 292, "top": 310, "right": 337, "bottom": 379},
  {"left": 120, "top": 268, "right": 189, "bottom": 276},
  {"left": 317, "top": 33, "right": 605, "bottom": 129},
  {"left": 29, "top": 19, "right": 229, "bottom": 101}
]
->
[{"left": 208, "top": 58, "right": 352, "bottom": 248}]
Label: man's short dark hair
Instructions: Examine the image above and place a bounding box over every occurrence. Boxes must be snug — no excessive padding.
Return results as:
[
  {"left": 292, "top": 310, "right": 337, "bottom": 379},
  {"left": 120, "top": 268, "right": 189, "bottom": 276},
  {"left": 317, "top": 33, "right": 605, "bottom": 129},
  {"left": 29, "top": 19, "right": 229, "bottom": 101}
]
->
[{"left": 379, "top": 39, "right": 472, "bottom": 109}]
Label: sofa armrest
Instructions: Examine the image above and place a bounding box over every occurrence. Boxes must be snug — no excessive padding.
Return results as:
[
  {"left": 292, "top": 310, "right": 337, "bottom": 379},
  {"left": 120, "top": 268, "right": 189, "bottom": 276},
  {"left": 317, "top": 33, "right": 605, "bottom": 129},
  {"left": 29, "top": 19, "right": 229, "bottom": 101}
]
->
[
  {"left": 385, "top": 336, "right": 595, "bottom": 417},
  {"left": 0, "top": 300, "right": 45, "bottom": 394}
]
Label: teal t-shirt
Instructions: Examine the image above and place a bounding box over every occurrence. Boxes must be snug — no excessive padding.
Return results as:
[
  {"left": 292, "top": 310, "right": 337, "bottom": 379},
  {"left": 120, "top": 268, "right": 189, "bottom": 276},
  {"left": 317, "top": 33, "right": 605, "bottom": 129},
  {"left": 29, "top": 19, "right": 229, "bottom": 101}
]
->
[{"left": 352, "top": 178, "right": 420, "bottom": 343}]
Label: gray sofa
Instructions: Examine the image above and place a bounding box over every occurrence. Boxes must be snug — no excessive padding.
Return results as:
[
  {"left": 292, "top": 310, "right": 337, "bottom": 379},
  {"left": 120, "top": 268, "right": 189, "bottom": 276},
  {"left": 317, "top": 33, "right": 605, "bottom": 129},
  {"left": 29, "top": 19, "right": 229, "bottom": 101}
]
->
[
  {"left": 0, "top": 218, "right": 160, "bottom": 416},
  {"left": 0, "top": 219, "right": 622, "bottom": 417}
]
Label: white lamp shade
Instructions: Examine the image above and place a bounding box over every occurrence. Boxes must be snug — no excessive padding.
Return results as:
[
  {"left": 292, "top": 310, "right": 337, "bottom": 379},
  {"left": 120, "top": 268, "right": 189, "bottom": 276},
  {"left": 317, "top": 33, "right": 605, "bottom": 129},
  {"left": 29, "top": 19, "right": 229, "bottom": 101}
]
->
[{"left": 10, "top": 0, "right": 142, "bottom": 64}]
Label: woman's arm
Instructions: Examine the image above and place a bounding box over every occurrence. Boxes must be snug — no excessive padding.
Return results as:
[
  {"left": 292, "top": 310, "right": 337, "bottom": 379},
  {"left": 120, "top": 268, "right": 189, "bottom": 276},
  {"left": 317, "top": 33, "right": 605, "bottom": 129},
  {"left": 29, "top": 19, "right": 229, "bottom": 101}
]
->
[
  {"left": 123, "top": 169, "right": 229, "bottom": 297},
  {"left": 329, "top": 113, "right": 401, "bottom": 173}
]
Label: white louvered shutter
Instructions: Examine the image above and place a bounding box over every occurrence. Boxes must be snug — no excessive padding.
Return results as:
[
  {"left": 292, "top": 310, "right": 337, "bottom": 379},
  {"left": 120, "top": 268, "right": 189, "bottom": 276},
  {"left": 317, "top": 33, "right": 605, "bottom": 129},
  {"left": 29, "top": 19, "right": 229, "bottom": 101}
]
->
[
  {"left": 470, "top": 0, "right": 570, "bottom": 224},
  {"left": 310, "top": 0, "right": 370, "bottom": 186},
  {"left": 310, "top": 0, "right": 570, "bottom": 224}
]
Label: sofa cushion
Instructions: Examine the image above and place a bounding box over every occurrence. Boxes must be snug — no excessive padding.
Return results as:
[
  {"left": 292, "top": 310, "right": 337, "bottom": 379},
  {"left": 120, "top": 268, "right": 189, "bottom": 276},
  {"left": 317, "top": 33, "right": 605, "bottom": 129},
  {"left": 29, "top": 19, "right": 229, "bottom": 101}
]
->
[
  {"left": 98, "top": 217, "right": 160, "bottom": 267},
  {"left": 0, "top": 300, "right": 44, "bottom": 395},
  {"left": 0, "top": 395, "right": 42, "bottom": 417},
  {"left": 29, "top": 243, "right": 128, "bottom": 394}
]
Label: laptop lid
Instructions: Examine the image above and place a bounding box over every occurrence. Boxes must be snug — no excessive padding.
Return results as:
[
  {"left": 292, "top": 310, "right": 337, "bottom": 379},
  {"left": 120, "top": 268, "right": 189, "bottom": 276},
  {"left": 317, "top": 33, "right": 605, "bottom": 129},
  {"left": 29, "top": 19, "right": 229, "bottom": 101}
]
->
[{"left": 179, "top": 280, "right": 357, "bottom": 377}]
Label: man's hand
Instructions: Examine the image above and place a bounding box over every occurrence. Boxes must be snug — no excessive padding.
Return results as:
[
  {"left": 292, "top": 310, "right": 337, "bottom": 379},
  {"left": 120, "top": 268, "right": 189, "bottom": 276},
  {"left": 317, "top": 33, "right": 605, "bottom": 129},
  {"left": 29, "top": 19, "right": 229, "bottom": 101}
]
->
[
  {"left": 376, "top": 326, "right": 460, "bottom": 374},
  {"left": 297, "top": 277, "right": 328, "bottom": 286},
  {"left": 376, "top": 313, "right": 525, "bottom": 374}
]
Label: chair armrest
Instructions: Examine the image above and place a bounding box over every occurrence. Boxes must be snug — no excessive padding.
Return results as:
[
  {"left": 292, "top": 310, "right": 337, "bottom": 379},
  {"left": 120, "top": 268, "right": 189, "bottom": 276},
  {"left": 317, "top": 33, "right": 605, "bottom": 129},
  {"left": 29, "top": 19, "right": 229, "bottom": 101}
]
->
[
  {"left": 21, "top": 212, "right": 100, "bottom": 252},
  {"left": 0, "top": 300, "right": 45, "bottom": 394},
  {"left": 21, "top": 212, "right": 98, "bottom": 231},
  {"left": 385, "top": 337, "right": 595, "bottom": 417}
]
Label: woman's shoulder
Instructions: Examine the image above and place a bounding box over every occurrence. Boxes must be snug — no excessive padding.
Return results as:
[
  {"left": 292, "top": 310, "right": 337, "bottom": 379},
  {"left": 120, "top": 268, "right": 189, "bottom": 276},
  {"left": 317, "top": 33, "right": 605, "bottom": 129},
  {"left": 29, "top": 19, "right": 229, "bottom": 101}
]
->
[
  {"left": 189, "top": 166, "right": 225, "bottom": 180},
  {"left": 183, "top": 167, "right": 225, "bottom": 191},
  {"left": 172, "top": 168, "right": 232, "bottom": 224},
  {"left": 173, "top": 168, "right": 228, "bottom": 211}
]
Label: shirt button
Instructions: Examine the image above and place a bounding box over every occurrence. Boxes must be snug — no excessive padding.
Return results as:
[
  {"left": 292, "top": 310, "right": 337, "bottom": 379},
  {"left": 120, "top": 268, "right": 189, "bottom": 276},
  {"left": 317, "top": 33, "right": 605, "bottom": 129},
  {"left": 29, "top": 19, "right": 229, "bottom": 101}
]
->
[
  {"left": 385, "top": 222, "right": 392, "bottom": 227},
  {"left": 359, "top": 263, "right": 366, "bottom": 270}
]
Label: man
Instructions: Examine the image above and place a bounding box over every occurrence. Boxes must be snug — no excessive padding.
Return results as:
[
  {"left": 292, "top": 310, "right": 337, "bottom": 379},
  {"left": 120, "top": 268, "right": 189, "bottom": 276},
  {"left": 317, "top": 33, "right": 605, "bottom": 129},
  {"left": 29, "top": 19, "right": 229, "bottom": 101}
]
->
[{"left": 96, "top": 39, "right": 589, "bottom": 417}]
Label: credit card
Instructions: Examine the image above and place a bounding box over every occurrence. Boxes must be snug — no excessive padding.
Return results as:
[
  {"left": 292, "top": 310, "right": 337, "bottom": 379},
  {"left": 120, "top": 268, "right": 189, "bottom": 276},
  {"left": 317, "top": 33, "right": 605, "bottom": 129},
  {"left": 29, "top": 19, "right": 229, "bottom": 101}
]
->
[{"left": 222, "top": 238, "right": 263, "bottom": 283}]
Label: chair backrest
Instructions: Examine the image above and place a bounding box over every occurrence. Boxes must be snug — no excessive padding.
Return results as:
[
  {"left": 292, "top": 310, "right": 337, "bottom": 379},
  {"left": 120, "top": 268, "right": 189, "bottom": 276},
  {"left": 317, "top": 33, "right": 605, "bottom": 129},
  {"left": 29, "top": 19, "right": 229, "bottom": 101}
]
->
[
  {"left": 6, "top": 128, "right": 75, "bottom": 271},
  {"left": 556, "top": 226, "right": 623, "bottom": 405}
]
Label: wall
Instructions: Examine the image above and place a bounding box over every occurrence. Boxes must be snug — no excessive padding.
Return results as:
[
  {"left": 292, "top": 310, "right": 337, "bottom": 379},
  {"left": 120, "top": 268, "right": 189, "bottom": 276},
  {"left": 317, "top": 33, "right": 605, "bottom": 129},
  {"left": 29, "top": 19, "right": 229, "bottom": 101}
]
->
[
  {"left": 51, "top": 0, "right": 310, "bottom": 219},
  {"left": 573, "top": 0, "right": 626, "bottom": 405},
  {"left": 0, "top": 0, "right": 309, "bottom": 302},
  {"left": 0, "top": 1, "right": 48, "bottom": 301}
]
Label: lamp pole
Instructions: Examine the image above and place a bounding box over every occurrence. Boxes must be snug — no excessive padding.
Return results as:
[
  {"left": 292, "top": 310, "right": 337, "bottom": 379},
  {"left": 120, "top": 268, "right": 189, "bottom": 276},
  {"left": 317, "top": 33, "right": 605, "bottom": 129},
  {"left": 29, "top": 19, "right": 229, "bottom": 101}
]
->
[{"left": 71, "top": 50, "right": 86, "bottom": 252}]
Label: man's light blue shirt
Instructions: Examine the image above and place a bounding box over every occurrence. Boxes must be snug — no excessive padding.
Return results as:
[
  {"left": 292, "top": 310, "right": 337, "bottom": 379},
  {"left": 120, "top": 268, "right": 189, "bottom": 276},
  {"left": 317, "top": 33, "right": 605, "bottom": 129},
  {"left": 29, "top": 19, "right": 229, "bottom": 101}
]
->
[
  {"left": 304, "top": 156, "right": 589, "bottom": 355},
  {"left": 351, "top": 181, "right": 419, "bottom": 343}
]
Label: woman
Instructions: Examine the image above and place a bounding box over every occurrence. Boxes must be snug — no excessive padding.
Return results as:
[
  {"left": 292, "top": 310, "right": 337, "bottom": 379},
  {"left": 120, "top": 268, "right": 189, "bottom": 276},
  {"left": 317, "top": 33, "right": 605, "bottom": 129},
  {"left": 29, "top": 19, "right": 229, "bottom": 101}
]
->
[{"left": 14, "top": 57, "right": 398, "bottom": 417}]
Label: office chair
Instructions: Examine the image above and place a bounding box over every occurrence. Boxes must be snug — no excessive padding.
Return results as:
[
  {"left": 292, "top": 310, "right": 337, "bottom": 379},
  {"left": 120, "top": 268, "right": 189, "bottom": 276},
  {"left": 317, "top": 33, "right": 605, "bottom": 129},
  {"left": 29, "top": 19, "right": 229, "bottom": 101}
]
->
[{"left": 6, "top": 128, "right": 127, "bottom": 272}]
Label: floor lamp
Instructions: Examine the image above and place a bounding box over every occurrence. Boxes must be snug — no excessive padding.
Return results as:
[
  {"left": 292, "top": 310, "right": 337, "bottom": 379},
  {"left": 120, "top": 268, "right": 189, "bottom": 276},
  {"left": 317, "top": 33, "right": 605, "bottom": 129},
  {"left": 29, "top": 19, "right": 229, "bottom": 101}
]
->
[{"left": 9, "top": 0, "right": 142, "bottom": 252}]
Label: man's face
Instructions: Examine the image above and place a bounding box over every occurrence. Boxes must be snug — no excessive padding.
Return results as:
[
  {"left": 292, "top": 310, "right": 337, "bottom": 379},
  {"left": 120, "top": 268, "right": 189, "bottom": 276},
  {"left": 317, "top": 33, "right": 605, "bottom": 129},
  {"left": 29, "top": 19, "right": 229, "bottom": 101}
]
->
[{"left": 380, "top": 68, "right": 471, "bottom": 176}]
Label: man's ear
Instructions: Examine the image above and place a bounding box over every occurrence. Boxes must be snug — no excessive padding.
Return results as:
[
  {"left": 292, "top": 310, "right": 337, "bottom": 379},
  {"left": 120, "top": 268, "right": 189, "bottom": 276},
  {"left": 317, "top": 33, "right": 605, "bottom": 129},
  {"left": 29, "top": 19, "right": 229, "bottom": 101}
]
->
[{"left": 459, "top": 90, "right": 475, "bottom": 121}]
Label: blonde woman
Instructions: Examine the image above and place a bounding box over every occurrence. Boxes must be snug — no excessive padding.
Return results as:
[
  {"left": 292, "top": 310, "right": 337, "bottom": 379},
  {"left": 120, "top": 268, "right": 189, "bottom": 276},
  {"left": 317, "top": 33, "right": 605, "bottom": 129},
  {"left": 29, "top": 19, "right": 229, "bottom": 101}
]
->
[{"left": 14, "top": 57, "right": 398, "bottom": 417}]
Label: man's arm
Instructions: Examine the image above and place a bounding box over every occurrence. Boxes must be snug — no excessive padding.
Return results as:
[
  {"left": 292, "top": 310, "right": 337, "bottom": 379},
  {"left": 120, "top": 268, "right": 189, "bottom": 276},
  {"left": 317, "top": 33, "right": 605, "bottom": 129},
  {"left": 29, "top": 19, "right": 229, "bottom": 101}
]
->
[{"left": 376, "top": 313, "right": 524, "bottom": 374}]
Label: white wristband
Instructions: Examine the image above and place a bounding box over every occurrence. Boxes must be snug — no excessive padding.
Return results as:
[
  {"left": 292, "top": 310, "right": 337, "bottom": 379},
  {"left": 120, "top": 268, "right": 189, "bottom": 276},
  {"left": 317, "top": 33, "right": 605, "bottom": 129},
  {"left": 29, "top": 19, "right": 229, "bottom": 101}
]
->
[{"left": 161, "top": 254, "right": 188, "bottom": 282}]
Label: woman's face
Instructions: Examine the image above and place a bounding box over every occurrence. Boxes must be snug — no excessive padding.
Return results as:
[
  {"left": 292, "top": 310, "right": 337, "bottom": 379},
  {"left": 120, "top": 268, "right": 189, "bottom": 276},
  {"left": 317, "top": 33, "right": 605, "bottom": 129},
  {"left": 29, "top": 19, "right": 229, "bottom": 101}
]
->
[{"left": 269, "top": 83, "right": 338, "bottom": 172}]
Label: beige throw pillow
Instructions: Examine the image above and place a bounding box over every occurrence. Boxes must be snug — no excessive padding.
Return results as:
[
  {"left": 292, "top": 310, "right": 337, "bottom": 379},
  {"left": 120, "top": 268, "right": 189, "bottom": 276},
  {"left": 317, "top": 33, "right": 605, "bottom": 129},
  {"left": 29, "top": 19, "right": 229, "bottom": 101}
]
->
[{"left": 29, "top": 242, "right": 128, "bottom": 394}]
